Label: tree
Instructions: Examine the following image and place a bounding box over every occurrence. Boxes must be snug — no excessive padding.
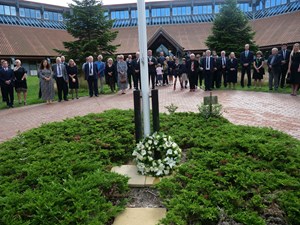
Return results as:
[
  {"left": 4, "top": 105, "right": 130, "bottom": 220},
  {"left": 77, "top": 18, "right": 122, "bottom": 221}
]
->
[
  {"left": 205, "top": 0, "right": 258, "bottom": 56},
  {"left": 55, "top": 0, "right": 118, "bottom": 63}
]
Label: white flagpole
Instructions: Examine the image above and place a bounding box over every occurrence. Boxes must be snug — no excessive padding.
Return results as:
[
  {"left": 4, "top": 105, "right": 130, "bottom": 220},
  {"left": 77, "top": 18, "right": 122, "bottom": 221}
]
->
[{"left": 137, "top": 0, "right": 151, "bottom": 136}]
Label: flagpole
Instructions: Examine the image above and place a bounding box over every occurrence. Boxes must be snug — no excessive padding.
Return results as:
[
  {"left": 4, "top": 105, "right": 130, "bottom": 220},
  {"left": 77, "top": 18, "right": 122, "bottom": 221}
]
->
[{"left": 137, "top": 0, "right": 151, "bottom": 136}]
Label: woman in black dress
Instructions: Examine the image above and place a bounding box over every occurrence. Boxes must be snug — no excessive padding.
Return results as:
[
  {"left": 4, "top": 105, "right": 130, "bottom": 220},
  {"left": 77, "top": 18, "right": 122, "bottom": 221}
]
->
[
  {"left": 105, "top": 58, "right": 116, "bottom": 92},
  {"left": 288, "top": 43, "right": 300, "bottom": 96},
  {"left": 67, "top": 59, "right": 79, "bottom": 99},
  {"left": 227, "top": 52, "right": 238, "bottom": 89},
  {"left": 253, "top": 51, "right": 265, "bottom": 89},
  {"left": 14, "top": 59, "right": 27, "bottom": 105}
]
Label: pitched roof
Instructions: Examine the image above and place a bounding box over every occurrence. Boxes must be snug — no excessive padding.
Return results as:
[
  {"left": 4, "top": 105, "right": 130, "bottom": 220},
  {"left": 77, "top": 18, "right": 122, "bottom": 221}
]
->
[
  {"left": 112, "top": 11, "right": 300, "bottom": 54},
  {"left": 0, "top": 11, "right": 299, "bottom": 57},
  {"left": 0, "top": 25, "right": 74, "bottom": 57}
]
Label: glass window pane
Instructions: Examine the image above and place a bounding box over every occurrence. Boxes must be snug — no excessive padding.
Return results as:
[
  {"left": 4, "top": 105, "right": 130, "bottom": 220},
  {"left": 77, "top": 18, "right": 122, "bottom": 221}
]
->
[
  {"left": 25, "top": 8, "right": 30, "bottom": 17},
  {"left": 48, "top": 12, "right": 53, "bottom": 20},
  {"left": 30, "top": 9, "right": 36, "bottom": 18},
  {"left": 173, "top": 8, "right": 177, "bottom": 16},
  {"left": 186, "top": 7, "right": 191, "bottom": 15},
  {"left": 125, "top": 11, "right": 129, "bottom": 19},
  {"left": 53, "top": 13, "right": 58, "bottom": 21},
  {"left": 4, "top": 5, "right": 10, "bottom": 15},
  {"left": 115, "top": 11, "right": 120, "bottom": 19},
  {"left": 0, "top": 5, "right": 4, "bottom": 15},
  {"left": 146, "top": 9, "right": 149, "bottom": 17},
  {"left": 36, "top": 10, "right": 41, "bottom": 19},
  {"left": 10, "top": 6, "right": 16, "bottom": 16},
  {"left": 193, "top": 6, "right": 198, "bottom": 14},
  {"left": 44, "top": 11, "right": 49, "bottom": 19},
  {"left": 208, "top": 5, "right": 212, "bottom": 14},
  {"left": 271, "top": 0, "right": 276, "bottom": 7},
  {"left": 111, "top": 11, "right": 115, "bottom": 19},
  {"left": 58, "top": 13, "right": 63, "bottom": 21}
]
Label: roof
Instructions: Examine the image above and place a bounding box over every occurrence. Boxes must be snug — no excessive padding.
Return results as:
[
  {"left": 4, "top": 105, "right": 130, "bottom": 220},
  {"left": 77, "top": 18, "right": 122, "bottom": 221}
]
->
[
  {"left": 0, "top": 25, "right": 74, "bottom": 57},
  {"left": 0, "top": 11, "right": 299, "bottom": 57},
  {"left": 112, "top": 11, "right": 300, "bottom": 54}
]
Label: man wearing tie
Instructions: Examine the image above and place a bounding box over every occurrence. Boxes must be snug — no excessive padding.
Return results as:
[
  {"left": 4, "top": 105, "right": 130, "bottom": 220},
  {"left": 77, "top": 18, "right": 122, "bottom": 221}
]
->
[
  {"left": 279, "top": 44, "right": 291, "bottom": 88},
  {"left": 240, "top": 44, "right": 254, "bottom": 88},
  {"left": 0, "top": 60, "right": 15, "bottom": 108},
  {"left": 219, "top": 51, "right": 228, "bottom": 88},
  {"left": 148, "top": 50, "right": 157, "bottom": 89},
  {"left": 52, "top": 57, "right": 68, "bottom": 102},
  {"left": 201, "top": 50, "right": 216, "bottom": 91},
  {"left": 186, "top": 54, "right": 200, "bottom": 92},
  {"left": 267, "top": 48, "right": 282, "bottom": 91},
  {"left": 84, "top": 56, "right": 99, "bottom": 97},
  {"left": 132, "top": 52, "right": 141, "bottom": 90}
]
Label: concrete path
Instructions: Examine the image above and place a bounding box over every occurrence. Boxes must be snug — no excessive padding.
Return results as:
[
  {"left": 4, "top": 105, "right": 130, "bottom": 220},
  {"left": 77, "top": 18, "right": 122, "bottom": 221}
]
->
[{"left": 0, "top": 87, "right": 299, "bottom": 143}]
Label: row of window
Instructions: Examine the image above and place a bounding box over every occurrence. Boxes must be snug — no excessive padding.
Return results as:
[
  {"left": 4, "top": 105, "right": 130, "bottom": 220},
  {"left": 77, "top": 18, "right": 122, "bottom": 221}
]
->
[
  {"left": 110, "top": 0, "right": 295, "bottom": 20},
  {"left": 0, "top": 5, "right": 63, "bottom": 21}
]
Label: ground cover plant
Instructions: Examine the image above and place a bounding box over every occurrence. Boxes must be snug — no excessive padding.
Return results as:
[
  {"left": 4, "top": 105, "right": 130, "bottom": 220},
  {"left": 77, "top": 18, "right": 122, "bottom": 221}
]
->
[
  {"left": 1, "top": 110, "right": 299, "bottom": 225},
  {"left": 157, "top": 113, "right": 300, "bottom": 225},
  {"left": 0, "top": 110, "right": 135, "bottom": 225}
]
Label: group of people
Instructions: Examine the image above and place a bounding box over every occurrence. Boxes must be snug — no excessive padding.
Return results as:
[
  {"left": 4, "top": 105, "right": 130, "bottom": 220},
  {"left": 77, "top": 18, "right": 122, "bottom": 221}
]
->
[{"left": 1, "top": 43, "right": 300, "bottom": 108}]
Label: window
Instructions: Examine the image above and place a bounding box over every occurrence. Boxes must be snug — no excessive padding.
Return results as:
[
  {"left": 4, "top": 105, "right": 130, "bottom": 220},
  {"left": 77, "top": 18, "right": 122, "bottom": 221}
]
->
[
  {"left": 238, "top": 3, "right": 252, "bottom": 12},
  {"left": 146, "top": 9, "right": 149, "bottom": 17},
  {"left": 53, "top": 12, "right": 58, "bottom": 21},
  {"left": 152, "top": 8, "right": 170, "bottom": 17},
  {"left": 110, "top": 10, "right": 129, "bottom": 19},
  {"left": 256, "top": 2, "right": 263, "bottom": 10},
  {"left": 173, "top": 6, "right": 191, "bottom": 15},
  {"left": 25, "top": 8, "right": 30, "bottom": 17},
  {"left": 10, "top": 7, "right": 16, "bottom": 16},
  {"left": 30, "top": 9, "right": 36, "bottom": 18},
  {"left": 58, "top": 13, "right": 63, "bottom": 21},
  {"left": 36, "top": 11, "right": 41, "bottom": 19},
  {"left": 215, "top": 5, "right": 220, "bottom": 13},
  {"left": 0, "top": 5, "right": 4, "bottom": 15},
  {"left": 194, "top": 5, "right": 214, "bottom": 14},
  {"left": 48, "top": 12, "right": 53, "bottom": 20},
  {"left": 44, "top": 11, "right": 49, "bottom": 20},
  {"left": 104, "top": 11, "right": 108, "bottom": 17},
  {"left": 131, "top": 10, "right": 137, "bottom": 18},
  {"left": 4, "top": 5, "right": 10, "bottom": 15}
]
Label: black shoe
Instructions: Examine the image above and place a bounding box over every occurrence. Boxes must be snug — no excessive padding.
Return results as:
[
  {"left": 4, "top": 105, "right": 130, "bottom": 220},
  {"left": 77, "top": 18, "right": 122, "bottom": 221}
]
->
[
  {"left": 64, "top": 99, "right": 69, "bottom": 101},
  {"left": 95, "top": 95, "right": 99, "bottom": 97},
  {"left": 58, "top": 100, "right": 62, "bottom": 102}
]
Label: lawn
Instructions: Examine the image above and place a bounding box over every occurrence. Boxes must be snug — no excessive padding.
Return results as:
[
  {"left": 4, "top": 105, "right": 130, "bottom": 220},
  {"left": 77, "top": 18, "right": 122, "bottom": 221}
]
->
[{"left": 0, "top": 109, "right": 299, "bottom": 225}]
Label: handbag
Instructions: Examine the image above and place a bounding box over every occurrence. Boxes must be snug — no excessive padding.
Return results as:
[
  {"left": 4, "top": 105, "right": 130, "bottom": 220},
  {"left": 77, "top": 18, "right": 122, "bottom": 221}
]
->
[{"left": 120, "top": 73, "right": 127, "bottom": 83}]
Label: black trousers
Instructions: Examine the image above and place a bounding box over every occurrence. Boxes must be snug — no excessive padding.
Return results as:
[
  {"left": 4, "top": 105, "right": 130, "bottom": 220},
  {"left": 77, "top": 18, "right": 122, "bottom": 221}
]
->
[
  {"left": 1, "top": 85, "right": 7, "bottom": 102},
  {"left": 2, "top": 84, "right": 14, "bottom": 106},
  {"left": 149, "top": 72, "right": 156, "bottom": 89},
  {"left": 220, "top": 68, "right": 227, "bottom": 87},
  {"left": 198, "top": 71, "right": 203, "bottom": 86},
  {"left": 163, "top": 73, "right": 168, "bottom": 85},
  {"left": 107, "top": 76, "right": 115, "bottom": 92},
  {"left": 212, "top": 70, "right": 221, "bottom": 88},
  {"left": 204, "top": 70, "right": 213, "bottom": 91},
  {"left": 133, "top": 73, "right": 141, "bottom": 90},
  {"left": 189, "top": 72, "right": 197, "bottom": 90},
  {"left": 279, "top": 64, "right": 288, "bottom": 88},
  {"left": 87, "top": 76, "right": 98, "bottom": 97},
  {"left": 56, "top": 77, "right": 68, "bottom": 100},
  {"left": 241, "top": 65, "right": 251, "bottom": 87},
  {"left": 127, "top": 72, "right": 133, "bottom": 88}
]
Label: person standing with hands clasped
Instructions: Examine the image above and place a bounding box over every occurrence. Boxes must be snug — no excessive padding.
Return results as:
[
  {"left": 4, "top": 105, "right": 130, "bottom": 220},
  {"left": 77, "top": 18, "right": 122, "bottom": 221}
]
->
[
  {"left": 84, "top": 56, "right": 99, "bottom": 97},
  {"left": 39, "top": 59, "right": 55, "bottom": 104},
  {"left": 67, "top": 59, "right": 79, "bottom": 99},
  {"left": 52, "top": 57, "right": 68, "bottom": 102},
  {"left": 14, "top": 59, "right": 28, "bottom": 105},
  {"left": 0, "top": 60, "right": 15, "bottom": 108},
  {"left": 287, "top": 43, "right": 300, "bottom": 96}
]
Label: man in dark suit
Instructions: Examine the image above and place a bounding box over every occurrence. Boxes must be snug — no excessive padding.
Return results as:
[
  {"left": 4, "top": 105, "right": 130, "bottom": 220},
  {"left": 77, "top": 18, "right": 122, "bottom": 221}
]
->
[
  {"left": 240, "top": 44, "right": 254, "bottom": 88},
  {"left": 0, "top": 59, "right": 6, "bottom": 103},
  {"left": 126, "top": 55, "right": 134, "bottom": 89},
  {"left": 148, "top": 50, "right": 157, "bottom": 89},
  {"left": 84, "top": 56, "right": 99, "bottom": 97},
  {"left": 267, "top": 48, "right": 282, "bottom": 91},
  {"left": 132, "top": 52, "right": 141, "bottom": 90},
  {"left": 0, "top": 60, "right": 15, "bottom": 107},
  {"left": 212, "top": 52, "right": 221, "bottom": 89},
  {"left": 187, "top": 53, "right": 200, "bottom": 92},
  {"left": 278, "top": 44, "right": 291, "bottom": 88},
  {"left": 201, "top": 50, "right": 216, "bottom": 91},
  {"left": 52, "top": 57, "right": 68, "bottom": 102},
  {"left": 219, "top": 51, "right": 228, "bottom": 88}
]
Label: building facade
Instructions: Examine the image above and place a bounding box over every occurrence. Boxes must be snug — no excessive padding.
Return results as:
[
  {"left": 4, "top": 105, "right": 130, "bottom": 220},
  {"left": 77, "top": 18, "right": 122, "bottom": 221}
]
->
[{"left": 0, "top": 0, "right": 299, "bottom": 74}]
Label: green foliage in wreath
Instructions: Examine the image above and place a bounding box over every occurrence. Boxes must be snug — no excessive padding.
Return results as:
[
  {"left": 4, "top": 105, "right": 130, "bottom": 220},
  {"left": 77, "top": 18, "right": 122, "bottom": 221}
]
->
[{"left": 132, "top": 132, "right": 182, "bottom": 177}]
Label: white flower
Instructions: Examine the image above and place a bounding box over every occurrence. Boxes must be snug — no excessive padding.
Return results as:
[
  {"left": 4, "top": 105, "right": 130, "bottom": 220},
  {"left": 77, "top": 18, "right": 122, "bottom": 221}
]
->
[
  {"left": 132, "top": 150, "right": 138, "bottom": 156},
  {"left": 166, "top": 149, "right": 173, "bottom": 155},
  {"left": 154, "top": 141, "right": 158, "bottom": 146},
  {"left": 148, "top": 140, "right": 152, "bottom": 144},
  {"left": 148, "top": 156, "right": 153, "bottom": 161},
  {"left": 141, "top": 150, "right": 147, "bottom": 156},
  {"left": 164, "top": 170, "right": 169, "bottom": 175},
  {"left": 172, "top": 143, "right": 177, "bottom": 148},
  {"left": 148, "top": 151, "right": 152, "bottom": 155},
  {"left": 166, "top": 158, "right": 176, "bottom": 168},
  {"left": 174, "top": 150, "right": 178, "bottom": 155}
]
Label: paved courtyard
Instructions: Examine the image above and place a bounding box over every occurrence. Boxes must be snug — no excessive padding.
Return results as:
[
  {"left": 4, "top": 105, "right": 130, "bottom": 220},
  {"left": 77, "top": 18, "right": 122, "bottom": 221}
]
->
[{"left": 0, "top": 87, "right": 299, "bottom": 143}]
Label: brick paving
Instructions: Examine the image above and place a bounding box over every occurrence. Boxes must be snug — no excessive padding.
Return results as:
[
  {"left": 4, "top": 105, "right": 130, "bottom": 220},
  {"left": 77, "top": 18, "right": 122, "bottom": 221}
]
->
[{"left": 0, "top": 86, "right": 299, "bottom": 143}]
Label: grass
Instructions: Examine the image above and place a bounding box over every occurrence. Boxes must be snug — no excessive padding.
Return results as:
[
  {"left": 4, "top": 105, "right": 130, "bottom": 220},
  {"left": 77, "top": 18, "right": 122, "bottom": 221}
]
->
[{"left": 0, "top": 109, "right": 299, "bottom": 224}]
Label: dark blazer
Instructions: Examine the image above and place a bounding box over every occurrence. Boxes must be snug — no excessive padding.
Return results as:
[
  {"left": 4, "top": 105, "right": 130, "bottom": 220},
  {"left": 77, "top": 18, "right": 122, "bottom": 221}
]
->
[
  {"left": 157, "top": 56, "right": 166, "bottom": 65},
  {"left": 84, "top": 62, "right": 98, "bottom": 80},
  {"left": 0, "top": 67, "right": 15, "bottom": 86},
  {"left": 240, "top": 51, "right": 254, "bottom": 65},
  {"left": 186, "top": 59, "right": 200, "bottom": 74},
  {"left": 127, "top": 60, "right": 134, "bottom": 75},
  {"left": 279, "top": 49, "right": 291, "bottom": 63},
  {"left": 218, "top": 57, "right": 228, "bottom": 70},
  {"left": 132, "top": 58, "right": 141, "bottom": 73},
  {"left": 148, "top": 56, "right": 157, "bottom": 73},
  {"left": 227, "top": 58, "right": 238, "bottom": 71},
  {"left": 267, "top": 54, "right": 282, "bottom": 73},
  {"left": 201, "top": 57, "right": 216, "bottom": 72},
  {"left": 52, "top": 63, "right": 68, "bottom": 81}
]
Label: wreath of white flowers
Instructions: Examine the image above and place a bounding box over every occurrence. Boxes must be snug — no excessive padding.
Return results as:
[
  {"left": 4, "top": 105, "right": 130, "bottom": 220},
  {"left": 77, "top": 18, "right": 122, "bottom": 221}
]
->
[{"left": 132, "top": 132, "right": 182, "bottom": 177}]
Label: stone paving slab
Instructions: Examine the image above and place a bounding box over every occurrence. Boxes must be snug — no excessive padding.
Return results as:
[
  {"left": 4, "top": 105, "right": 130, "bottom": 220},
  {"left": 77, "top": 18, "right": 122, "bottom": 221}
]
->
[
  {"left": 113, "top": 208, "right": 166, "bottom": 225},
  {"left": 111, "top": 165, "right": 146, "bottom": 187}
]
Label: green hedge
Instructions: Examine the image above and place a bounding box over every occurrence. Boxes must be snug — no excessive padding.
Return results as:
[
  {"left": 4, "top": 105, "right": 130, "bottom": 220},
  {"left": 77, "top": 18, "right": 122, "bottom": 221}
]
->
[
  {"left": 157, "top": 113, "right": 300, "bottom": 225},
  {"left": 1, "top": 110, "right": 299, "bottom": 224},
  {"left": 0, "top": 110, "right": 135, "bottom": 225}
]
